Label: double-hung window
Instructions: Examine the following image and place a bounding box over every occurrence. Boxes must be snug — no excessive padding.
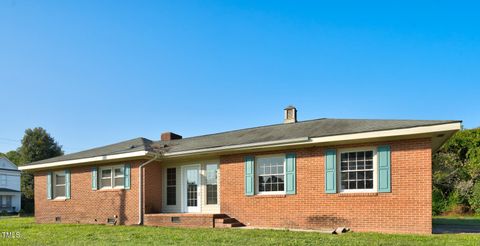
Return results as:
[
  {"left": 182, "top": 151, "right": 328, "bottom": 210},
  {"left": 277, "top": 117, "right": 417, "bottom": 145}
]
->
[
  {"left": 206, "top": 164, "right": 218, "bottom": 204},
  {"left": 339, "top": 149, "right": 375, "bottom": 192},
  {"left": 256, "top": 155, "right": 286, "bottom": 194},
  {"left": 99, "top": 165, "right": 125, "bottom": 189},
  {"left": 166, "top": 168, "right": 176, "bottom": 205},
  {"left": 53, "top": 171, "right": 66, "bottom": 198}
]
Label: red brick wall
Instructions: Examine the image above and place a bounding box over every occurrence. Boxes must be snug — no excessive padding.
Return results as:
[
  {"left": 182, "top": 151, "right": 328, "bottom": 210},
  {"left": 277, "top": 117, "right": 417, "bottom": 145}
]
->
[
  {"left": 219, "top": 138, "right": 432, "bottom": 234},
  {"left": 34, "top": 160, "right": 148, "bottom": 225},
  {"left": 144, "top": 163, "right": 162, "bottom": 213}
]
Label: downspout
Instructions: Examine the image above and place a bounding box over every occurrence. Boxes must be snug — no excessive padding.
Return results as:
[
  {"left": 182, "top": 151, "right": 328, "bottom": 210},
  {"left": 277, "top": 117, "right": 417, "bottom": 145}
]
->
[{"left": 138, "top": 153, "right": 161, "bottom": 225}]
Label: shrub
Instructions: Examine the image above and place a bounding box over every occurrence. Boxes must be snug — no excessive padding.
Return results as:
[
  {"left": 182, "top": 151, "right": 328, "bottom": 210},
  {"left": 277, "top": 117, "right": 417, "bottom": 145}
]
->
[
  {"left": 469, "top": 182, "right": 480, "bottom": 214},
  {"left": 432, "top": 187, "right": 447, "bottom": 215}
]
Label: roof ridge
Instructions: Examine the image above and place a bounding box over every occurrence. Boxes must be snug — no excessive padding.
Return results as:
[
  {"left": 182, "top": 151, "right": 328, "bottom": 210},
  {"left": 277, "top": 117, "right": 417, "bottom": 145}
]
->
[
  {"left": 158, "top": 118, "right": 460, "bottom": 142},
  {"left": 165, "top": 118, "right": 328, "bottom": 142}
]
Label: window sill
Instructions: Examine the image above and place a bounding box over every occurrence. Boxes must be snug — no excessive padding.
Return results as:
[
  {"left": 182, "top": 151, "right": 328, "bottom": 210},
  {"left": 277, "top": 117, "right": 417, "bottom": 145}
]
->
[
  {"left": 337, "top": 192, "right": 378, "bottom": 197},
  {"left": 252, "top": 194, "right": 287, "bottom": 198},
  {"left": 96, "top": 188, "right": 126, "bottom": 192},
  {"left": 51, "top": 197, "right": 67, "bottom": 201}
]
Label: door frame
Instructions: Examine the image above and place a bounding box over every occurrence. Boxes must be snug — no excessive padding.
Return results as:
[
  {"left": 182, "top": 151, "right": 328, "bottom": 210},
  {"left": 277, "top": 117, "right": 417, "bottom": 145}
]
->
[{"left": 181, "top": 164, "right": 201, "bottom": 213}]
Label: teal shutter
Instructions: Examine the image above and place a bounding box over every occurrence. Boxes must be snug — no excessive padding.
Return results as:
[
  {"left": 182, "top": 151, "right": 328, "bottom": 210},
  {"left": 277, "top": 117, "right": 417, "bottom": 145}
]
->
[
  {"left": 325, "top": 149, "right": 337, "bottom": 194},
  {"left": 91, "top": 167, "right": 98, "bottom": 190},
  {"left": 65, "top": 169, "right": 71, "bottom": 199},
  {"left": 124, "top": 164, "right": 131, "bottom": 190},
  {"left": 285, "top": 153, "right": 296, "bottom": 195},
  {"left": 378, "top": 145, "right": 391, "bottom": 192},
  {"left": 244, "top": 156, "right": 255, "bottom": 196},
  {"left": 47, "top": 172, "right": 52, "bottom": 199}
]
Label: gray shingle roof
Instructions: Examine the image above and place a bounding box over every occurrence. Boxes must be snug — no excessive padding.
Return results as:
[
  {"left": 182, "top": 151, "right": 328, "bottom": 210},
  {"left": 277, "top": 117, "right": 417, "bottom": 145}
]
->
[{"left": 26, "top": 118, "right": 460, "bottom": 166}]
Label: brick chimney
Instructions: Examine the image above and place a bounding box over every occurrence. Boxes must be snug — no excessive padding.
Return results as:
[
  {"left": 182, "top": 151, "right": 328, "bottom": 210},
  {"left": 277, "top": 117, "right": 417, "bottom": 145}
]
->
[
  {"left": 161, "top": 132, "right": 182, "bottom": 141},
  {"left": 284, "top": 106, "right": 297, "bottom": 123}
]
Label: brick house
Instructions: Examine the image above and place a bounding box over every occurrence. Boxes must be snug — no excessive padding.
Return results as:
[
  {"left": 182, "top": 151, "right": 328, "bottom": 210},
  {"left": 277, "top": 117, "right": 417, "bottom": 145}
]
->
[{"left": 19, "top": 107, "right": 461, "bottom": 234}]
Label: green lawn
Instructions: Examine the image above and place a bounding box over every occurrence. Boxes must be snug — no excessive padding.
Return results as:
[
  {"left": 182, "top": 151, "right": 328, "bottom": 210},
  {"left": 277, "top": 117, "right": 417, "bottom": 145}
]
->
[{"left": 0, "top": 217, "right": 480, "bottom": 245}]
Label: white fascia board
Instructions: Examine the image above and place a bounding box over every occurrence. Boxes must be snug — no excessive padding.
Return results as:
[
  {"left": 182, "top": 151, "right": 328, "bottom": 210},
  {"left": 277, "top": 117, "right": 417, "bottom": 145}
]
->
[
  {"left": 18, "top": 150, "right": 150, "bottom": 171},
  {"left": 308, "top": 122, "right": 461, "bottom": 144}
]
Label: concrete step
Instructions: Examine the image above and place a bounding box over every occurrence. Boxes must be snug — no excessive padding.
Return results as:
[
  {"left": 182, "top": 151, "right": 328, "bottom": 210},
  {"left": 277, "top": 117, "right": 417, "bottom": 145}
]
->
[
  {"left": 214, "top": 217, "right": 237, "bottom": 224},
  {"left": 215, "top": 222, "right": 244, "bottom": 228},
  {"left": 214, "top": 216, "right": 245, "bottom": 228}
]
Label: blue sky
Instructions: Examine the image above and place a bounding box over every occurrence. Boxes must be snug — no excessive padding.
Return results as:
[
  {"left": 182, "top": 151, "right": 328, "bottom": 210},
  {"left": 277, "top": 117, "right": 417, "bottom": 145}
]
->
[{"left": 0, "top": 1, "right": 479, "bottom": 154}]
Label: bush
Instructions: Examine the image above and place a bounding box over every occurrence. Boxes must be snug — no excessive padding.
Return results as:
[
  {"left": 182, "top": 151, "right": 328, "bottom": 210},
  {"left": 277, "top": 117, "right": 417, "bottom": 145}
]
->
[
  {"left": 469, "top": 182, "right": 480, "bottom": 214},
  {"left": 433, "top": 187, "right": 447, "bottom": 215},
  {"left": 0, "top": 210, "right": 8, "bottom": 216}
]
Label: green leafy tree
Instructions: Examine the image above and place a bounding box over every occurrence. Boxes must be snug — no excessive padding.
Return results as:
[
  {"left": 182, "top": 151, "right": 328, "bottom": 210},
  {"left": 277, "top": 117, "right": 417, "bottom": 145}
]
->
[
  {"left": 18, "top": 127, "right": 63, "bottom": 212},
  {"left": 433, "top": 127, "right": 480, "bottom": 215}
]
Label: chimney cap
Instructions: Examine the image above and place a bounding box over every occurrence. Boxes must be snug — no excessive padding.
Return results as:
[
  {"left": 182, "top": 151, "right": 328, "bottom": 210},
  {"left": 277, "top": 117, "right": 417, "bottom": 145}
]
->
[{"left": 284, "top": 105, "right": 296, "bottom": 110}]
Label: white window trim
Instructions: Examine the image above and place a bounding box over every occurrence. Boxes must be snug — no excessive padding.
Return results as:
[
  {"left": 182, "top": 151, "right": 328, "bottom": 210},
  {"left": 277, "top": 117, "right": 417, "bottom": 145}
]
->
[
  {"left": 337, "top": 147, "right": 378, "bottom": 193},
  {"left": 99, "top": 165, "right": 125, "bottom": 190},
  {"left": 205, "top": 163, "right": 218, "bottom": 205},
  {"left": 165, "top": 167, "right": 177, "bottom": 206},
  {"left": 255, "top": 154, "right": 287, "bottom": 195},
  {"left": 53, "top": 171, "right": 66, "bottom": 199}
]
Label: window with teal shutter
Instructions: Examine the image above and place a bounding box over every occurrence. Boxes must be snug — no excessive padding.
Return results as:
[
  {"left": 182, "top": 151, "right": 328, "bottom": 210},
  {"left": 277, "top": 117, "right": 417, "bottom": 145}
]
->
[
  {"left": 325, "top": 149, "right": 337, "bottom": 193},
  {"left": 377, "top": 146, "right": 391, "bottom": 192},
  {"left": 285, "top": 153, "right": 296, "bottom": 195},
  {"left": 65, "top": 169, "right": 71, "bottom": 199},
  {"left": 91, "top": 167, "right": 98, "bottom": 190},
  {"left": 124, "top": 164, "right": 131, "bottom": 190},
  {"left": 244, "top": 156, "right": 254, "bottom": 196},
  {"left": 47, "top": 172, "right": 52, "bottom": 199}
]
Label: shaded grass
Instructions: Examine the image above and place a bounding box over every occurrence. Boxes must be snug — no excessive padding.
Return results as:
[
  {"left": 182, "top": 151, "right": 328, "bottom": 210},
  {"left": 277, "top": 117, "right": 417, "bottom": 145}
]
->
[{"left": 0, "top": 217, "right": 479, "bottom": 245}]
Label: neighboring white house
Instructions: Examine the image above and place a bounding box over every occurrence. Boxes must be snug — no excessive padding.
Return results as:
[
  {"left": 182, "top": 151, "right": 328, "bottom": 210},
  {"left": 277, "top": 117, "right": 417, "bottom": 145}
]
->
[{"left": 0, "top": 157, "right": 21, "bottom": 212}]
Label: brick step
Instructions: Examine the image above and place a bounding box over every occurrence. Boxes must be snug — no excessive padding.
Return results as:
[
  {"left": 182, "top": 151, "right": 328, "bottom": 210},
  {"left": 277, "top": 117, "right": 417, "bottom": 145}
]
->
[{"left": 214, "top": 216, "right": 244, "bottom": 228}]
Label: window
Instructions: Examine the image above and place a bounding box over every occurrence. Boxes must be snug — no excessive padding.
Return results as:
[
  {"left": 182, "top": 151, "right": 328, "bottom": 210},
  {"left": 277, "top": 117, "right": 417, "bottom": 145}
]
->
[
  {"left": 99, "top": 165, "right": 125, "bottom": 189},
  {"left": 53, "top": 171, "right": 66, "bottom": 198},
  {"left": 166, "top": 168, "right": 176, "bottom": 205},
  {"left": 0, "top": 175, "right": 6, "bottom": 187},
  {"left": 0, "top": 195, "right": 11, "bottom": 208},
  {"left": 340, "top": 150, "right": 375, "bottom": 192},
  {"left": 206, "top": 164, "right": 218, "bottom": 205},
  {"left": 256, "top": 155, "right": 285, "bottom": 194}
]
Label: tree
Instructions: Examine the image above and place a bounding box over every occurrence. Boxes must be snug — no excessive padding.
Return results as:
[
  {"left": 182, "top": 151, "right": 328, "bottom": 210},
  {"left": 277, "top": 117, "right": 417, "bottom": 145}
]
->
[
  {"left": 18, "top": 127, "right": 63, "bottom": 212},
  {"left": 433, "top": 127, "right": 480, "bottom": 215}
]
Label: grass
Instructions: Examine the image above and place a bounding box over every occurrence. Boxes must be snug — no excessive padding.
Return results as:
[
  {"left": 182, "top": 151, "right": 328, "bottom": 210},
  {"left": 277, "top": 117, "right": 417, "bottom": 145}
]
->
[{"left": 0, "top": 217, "right": 479, "bottom": 245}]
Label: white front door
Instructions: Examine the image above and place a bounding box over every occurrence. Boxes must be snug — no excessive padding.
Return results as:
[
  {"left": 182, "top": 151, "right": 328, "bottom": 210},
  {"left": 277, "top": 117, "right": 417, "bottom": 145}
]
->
[{"left": 183, "top": 165, "right": 201, "bottom": 213}]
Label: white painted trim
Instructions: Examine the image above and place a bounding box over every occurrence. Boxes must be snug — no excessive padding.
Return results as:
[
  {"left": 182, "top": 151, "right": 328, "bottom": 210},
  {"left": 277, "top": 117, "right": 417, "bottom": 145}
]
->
[
  {"left": 309, "top": 122, "right": 460, "bottom": 144},
  {"left": 181, "top": 164, "right": 201, "bottom": 213},
  {"left": 98, "top": 164, "right": 125, "bottom": 190},
  {"left": 18, "top": 151, "right": 150, "bottom": 171},
  {"left": 255, "top": 154, "right": 287, "bottom": 195},
  {"left": 336, "top": 147, "right": 378, "bottom": 193}
]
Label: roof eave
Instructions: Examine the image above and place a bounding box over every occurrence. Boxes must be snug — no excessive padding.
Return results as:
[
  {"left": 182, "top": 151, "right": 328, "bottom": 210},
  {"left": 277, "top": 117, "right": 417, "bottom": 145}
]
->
[{"left": 19, "top": 122, "right": 461, "bottom": 171}]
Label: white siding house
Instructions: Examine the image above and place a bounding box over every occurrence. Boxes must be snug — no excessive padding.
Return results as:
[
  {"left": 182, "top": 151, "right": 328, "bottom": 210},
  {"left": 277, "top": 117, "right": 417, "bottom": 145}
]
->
[{"left": 0, "top": 158, "right": 21, "bottom": 212}]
